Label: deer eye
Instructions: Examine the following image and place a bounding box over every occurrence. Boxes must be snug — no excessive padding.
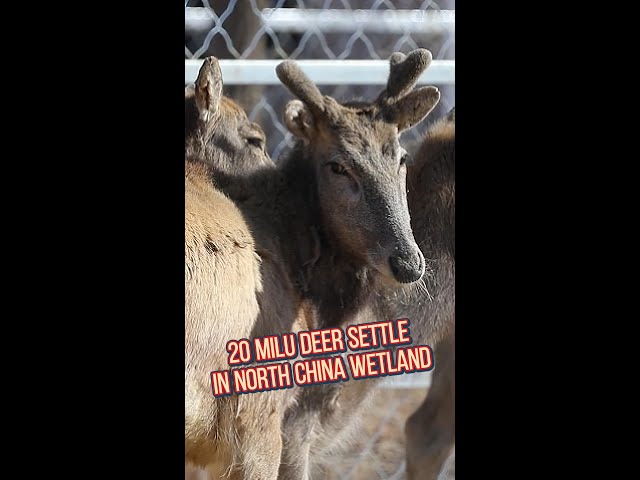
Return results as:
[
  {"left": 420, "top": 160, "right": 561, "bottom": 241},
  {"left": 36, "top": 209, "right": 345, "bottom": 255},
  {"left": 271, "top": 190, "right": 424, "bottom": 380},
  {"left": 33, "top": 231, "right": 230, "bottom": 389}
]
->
[
  {"left": 246, "top": 137, "right": 264, "bottom": 149},
  {"left": 329, "top": 162, "right": 348, "bottom": 175}
]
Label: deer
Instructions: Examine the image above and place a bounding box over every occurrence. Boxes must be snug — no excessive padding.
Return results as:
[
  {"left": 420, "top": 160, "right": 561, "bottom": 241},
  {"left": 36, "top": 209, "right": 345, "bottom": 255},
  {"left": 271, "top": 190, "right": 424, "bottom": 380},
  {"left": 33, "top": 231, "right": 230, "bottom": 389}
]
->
[
  {"left": 402, "top": 107, "right": 455, "bottom": 480},
  {"left": 406, "top": 329, "right": 455, "bottom": 480},
  {"left": 279, "top": 104, "right": 456, "bottom": 480},
  {"left": 185, "top": 58, "right": 274, "bottom": 175},
  {"left": 185, "top": 50, "right": 441, "bottom": 479},
  {"left": 185, "top": 57, "right": 284, "bottom": 480}
]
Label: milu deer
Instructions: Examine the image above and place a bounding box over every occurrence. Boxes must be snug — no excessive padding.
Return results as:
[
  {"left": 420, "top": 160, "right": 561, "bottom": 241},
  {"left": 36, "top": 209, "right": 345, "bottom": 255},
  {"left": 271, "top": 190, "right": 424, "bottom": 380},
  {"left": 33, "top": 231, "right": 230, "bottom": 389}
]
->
[
  {"left": 280, "top": 105, "right": 456, "bottom": 480},
  {"left": 185, "top": 57, "right": 289, "bottom": 480},
  {"left": 185, "top": 51, "right": 441, "bottom": 479},
  {"left": 402, "top": 107, "right": 455, "bottom": 480},
  {"left": 406, "top": 328, "right": 455, "bottom": 480}
]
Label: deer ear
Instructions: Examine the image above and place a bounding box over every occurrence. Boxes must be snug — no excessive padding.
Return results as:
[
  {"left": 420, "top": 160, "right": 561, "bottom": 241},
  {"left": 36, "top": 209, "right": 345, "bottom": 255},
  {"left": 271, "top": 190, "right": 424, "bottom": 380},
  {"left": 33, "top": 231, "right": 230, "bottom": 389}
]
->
[
  {"left": 284, "top": 100, "right": 315, "bottom": 140},
  {"left": 195, "top": 57, "right": 223, "bottom": 122},
  {"left": 387, "top": 86, "right": 440, "bottom": 132}
]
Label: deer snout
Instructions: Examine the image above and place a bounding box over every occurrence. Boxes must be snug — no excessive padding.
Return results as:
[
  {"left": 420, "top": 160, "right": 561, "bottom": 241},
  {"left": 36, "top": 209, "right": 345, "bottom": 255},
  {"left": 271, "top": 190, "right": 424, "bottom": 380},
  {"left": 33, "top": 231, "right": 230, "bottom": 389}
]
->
[{"left": 388, "top": 245, "right": 425, "bottom": 284}]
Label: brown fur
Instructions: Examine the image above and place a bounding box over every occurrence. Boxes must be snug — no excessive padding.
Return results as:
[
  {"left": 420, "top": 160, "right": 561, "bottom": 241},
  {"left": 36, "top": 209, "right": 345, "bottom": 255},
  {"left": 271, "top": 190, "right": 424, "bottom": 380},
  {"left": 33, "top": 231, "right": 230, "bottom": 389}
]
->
[
  {"left": 185, "top": 52, "right": 441, "bottom": 479},
  {"left": 185, "top": 58, "right": 292, "bottom": 479},
  {"left": 279, "top": 109, "right": 456, "bottom": 479},
  {"left": 383, "top": 50, "right": 433, "bottom": 100},
  {"left": 185, "top": 160, "right": 273, "bottom": 471},
  {"left": 402, "top": 111, "right": 456, "bottom": 478},
  {"left": 405, "top": 331, "right": 455, "bottom": 480}
]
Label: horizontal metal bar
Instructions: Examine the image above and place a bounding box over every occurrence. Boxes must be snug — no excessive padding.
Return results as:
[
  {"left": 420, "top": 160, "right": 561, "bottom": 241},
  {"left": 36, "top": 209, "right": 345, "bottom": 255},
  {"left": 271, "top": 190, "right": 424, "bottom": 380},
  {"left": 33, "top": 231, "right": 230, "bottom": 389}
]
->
[
  {"left": 185, "top": 7, "right": 455, "bottom": 34},
  {"left": 184, "top": 6, "right": 216, "bottom": 32},
  {"left": 185, "top": 59, "right": 454, "bottom": 85},
  {"left": 261, "top": 8, "right": 455, "bottom": 34}
]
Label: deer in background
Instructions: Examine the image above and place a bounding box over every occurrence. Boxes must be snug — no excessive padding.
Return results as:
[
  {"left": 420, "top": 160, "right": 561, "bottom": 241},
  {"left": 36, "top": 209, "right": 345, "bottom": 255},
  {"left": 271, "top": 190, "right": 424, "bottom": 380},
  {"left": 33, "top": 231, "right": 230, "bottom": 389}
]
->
[
  {"left": 404, "top": 108, "right": 455, "bottom": 480},
  {"left": 406, "top": 330, "right": 455, "bottom": 480}
]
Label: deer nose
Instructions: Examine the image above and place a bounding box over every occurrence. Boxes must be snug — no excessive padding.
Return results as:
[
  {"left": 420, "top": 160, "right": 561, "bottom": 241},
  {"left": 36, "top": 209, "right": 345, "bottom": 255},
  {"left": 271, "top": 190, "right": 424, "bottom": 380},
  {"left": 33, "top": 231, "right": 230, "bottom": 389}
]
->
[{"left": 388, "top": 247, "right": 425, "bottom": 284}]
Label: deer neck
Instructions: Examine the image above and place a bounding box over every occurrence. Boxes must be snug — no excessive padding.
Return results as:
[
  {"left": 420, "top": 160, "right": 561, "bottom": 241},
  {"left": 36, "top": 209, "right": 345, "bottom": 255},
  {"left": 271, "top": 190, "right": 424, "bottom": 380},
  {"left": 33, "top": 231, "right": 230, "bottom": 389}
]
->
[{"left": 272, "top": 145, "right": 375, "bottom": 330}]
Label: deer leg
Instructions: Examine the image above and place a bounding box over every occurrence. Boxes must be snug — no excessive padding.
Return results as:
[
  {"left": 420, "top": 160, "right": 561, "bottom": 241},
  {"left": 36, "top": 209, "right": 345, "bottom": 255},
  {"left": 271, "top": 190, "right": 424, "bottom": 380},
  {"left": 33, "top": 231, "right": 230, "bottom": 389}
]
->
[
  {"left": 405, "top": 333, "right": 455, "bottom": 480},
  {"left": 278, "top": 436, "right": 312, "bottom": 480},
  {"left": 278, "top": 406, "right": 316, "bottom": 480},
  {"left": 278, "top": 378, "right": 378, "bottom": 480},
  {"left": 235, "top": 401, "right": 284, "bottom": 480}
]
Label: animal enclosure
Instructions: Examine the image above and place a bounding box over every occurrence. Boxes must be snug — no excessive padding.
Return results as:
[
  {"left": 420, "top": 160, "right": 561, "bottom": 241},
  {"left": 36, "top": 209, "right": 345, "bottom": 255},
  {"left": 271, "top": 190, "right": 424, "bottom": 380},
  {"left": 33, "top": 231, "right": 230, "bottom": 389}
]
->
[{"left": 185, "top": 1, "right": 455, "bottom": 478}]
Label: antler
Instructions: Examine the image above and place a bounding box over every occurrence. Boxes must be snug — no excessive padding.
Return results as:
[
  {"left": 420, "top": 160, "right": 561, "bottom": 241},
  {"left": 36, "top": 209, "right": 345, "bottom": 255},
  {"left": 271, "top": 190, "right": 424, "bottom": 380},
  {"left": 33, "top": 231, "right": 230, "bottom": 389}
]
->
[
  {"left": 276, "top": 60, "right": 327, "bottom": 118},
  {"left": 376, "top": 49, "right": 440, "bottom": 131},
  {"left": 381, "top": 49, "right": 433, "bottom": 103},
  {"left": 446, "top": 106, "right": 455, "bottom": 122}
]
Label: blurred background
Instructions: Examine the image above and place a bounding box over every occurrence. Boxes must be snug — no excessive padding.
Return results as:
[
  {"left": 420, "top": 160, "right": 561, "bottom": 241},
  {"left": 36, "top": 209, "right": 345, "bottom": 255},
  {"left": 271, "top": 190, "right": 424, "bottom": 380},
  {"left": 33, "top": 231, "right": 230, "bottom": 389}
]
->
[{"left": 185, "top": 2, "right": 455, "bottom": 478}]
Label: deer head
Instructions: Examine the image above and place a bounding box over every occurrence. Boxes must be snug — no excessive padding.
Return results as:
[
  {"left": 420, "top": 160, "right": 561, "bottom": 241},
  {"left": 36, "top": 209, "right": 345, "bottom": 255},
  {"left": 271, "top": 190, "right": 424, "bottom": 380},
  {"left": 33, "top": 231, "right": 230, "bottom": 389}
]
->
[
  {"left": 185, "top": 56, "right": 272, "bottom": 175},
  {"left": 276, "top": 49, "right": 440, "bottom": 284}
]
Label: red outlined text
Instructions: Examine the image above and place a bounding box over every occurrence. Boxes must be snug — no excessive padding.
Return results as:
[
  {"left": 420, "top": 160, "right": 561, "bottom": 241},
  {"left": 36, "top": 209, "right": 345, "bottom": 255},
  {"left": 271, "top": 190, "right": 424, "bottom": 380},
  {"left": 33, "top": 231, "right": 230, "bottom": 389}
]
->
[
  {"left": 345, "top": 319, "right": 412, "bottom": 350},
  {"left": 253, "top": 333, "right": 298, "bottom": 362},
  {"left": 347, "top": 345, "right": 433, "bottom": 380},
  {"left": 211, "top": 319, "right": 434, "bottom": 396},
  {"left": 232, "top": 362, "right": 293, "bottom": 394},
  {"left": 226, "top": 338, "right": 253, "bottom": 365}
]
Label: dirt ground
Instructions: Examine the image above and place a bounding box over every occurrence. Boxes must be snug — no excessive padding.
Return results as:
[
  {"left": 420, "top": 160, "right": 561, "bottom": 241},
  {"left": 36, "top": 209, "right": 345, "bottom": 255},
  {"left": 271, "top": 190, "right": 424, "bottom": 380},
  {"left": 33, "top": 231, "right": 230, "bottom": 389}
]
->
[{"left": 185, "top": 385, "right": 454, "bottom": 480}]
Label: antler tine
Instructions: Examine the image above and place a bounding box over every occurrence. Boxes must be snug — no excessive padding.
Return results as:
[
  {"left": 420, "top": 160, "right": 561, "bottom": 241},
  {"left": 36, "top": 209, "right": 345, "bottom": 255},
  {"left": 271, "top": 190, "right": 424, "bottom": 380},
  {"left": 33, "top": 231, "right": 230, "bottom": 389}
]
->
[
  {"left": 446, "top": 107, "right": 455, "bottom": 122},
  {"left": 383, "top": 49, "right": 433, "bottom": 101},
  {"left": 276, "top": 60, "right": 326, "bottom": 117}
]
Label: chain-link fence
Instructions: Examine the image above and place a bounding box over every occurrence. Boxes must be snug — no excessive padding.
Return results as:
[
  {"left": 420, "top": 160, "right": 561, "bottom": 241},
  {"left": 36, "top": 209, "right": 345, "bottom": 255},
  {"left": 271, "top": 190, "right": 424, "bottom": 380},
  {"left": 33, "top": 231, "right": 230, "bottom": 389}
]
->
[
  {"left": 185, "top": 2, "right": 455, "bottom": 478},
  {"left": 186, "top": 0, "right": 454, "bottom": 159}
]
